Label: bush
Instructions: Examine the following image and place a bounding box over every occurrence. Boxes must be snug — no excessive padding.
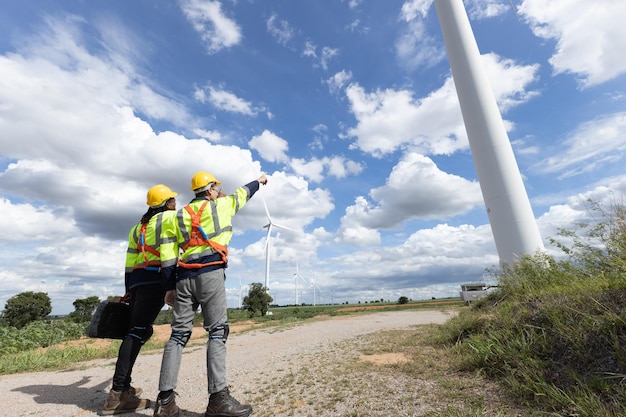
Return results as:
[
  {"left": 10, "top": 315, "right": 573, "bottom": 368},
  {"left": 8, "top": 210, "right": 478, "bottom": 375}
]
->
[{"left": 0, "top": 319, "right": 86, "bottom": 355}]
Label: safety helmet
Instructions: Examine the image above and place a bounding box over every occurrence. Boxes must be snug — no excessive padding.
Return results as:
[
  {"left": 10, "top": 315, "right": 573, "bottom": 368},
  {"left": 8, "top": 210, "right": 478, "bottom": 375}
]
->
[
  {"left": 146, "top": 184, "right": 178, "bottom": 207},
  {"left": 191, "top": 171, "right": 222, "bottom": 192}
]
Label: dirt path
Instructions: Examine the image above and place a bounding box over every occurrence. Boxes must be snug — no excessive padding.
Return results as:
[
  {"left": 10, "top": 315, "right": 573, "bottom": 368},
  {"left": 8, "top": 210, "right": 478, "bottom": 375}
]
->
[{"left": 0, "top": 310, "right": 455, "bottom": 417}]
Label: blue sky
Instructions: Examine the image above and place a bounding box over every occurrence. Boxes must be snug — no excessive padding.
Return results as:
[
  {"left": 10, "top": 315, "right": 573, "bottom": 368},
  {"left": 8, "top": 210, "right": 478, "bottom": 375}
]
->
[{"left": 1, "top": 0, "right": 625, "bottom": 315}]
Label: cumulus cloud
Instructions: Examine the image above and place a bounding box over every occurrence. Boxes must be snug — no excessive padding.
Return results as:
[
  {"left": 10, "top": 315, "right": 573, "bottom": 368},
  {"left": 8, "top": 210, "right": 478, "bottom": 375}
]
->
[
  {"left": 336, "top": 153, "right": 483, "bottom": 244},
  {"left": 249, "top": 130, "right": 290, "bottom": 164},
  {"left": 520, "top": 0, "right": 626, "bottom": 87},
  {"left": 344, "top": 53, "right": 539, "bottom": 157}
]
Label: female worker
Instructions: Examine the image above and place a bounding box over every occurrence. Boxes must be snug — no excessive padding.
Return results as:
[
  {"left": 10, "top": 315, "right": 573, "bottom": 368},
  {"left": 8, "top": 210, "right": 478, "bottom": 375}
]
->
[{"left": 102, "top": 184, "right": 179, "bottom": 415}]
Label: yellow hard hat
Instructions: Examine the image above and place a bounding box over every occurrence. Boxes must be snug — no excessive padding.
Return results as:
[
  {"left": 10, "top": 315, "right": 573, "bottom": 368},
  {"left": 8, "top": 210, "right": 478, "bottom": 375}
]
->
[
  {"left": 191, "top": 171, "right": 221, "bottom": 192},
  {"left": 146, "top": 184, "right": 178, "bottom": 207}
]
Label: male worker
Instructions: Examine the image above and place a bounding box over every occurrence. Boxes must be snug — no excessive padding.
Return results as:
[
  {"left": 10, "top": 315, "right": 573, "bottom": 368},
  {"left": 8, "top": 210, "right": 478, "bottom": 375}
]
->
[{"left": 154, "top": 171, "right": 268, "bottom": 417}]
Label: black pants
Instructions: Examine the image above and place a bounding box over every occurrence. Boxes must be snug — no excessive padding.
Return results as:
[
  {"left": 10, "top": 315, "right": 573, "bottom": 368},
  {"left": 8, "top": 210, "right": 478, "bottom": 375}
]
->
[{"left": 112, "top": 283, "right": 165, "bottom": 391}]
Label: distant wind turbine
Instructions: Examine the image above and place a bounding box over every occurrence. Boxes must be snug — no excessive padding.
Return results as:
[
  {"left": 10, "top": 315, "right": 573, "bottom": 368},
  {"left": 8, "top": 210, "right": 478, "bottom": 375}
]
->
[
  {"left": 293, "top": 259, "right": 307, "bottom": 305},
  {"left": 261, "top": 194, "right": 296, "bottom": 293},
  {"left": 311, "top": 272, "right": 321, "bottom": 306}
]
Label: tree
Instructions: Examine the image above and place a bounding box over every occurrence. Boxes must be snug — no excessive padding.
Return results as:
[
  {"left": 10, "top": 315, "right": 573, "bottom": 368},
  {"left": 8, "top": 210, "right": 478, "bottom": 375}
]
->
[
  {"left": 242, "top": 282, "right": 273, "bottom": 317},
  {"left": 1, "top": 291, "right": 52, "bottom": 328},
  {"left": 398, "top": 296, "right": 409, "bottom": 304},
  {"left": 66, "top": 295, "right": 101, "bottom": 323}
]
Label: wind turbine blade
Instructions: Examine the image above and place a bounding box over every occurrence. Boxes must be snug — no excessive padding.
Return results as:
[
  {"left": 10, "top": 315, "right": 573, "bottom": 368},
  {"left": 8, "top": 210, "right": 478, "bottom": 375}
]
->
[
  {"left": 261, "top": 193, "right": 272, "bottom": 222},
  {"left": 273, "top": 222, "right": 297, "bottom": 233}
]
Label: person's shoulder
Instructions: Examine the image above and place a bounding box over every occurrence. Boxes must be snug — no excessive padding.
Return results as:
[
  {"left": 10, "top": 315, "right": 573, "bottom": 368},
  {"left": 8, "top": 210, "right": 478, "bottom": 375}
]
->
[{"left": 162, "top": 210, "right": 178, "bottom": 219}]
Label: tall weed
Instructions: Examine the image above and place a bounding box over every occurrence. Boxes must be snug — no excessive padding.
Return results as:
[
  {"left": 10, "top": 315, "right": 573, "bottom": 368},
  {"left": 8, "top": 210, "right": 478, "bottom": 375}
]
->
[{"left": 433, "top": 201, "right": 626, "bottom": 417}]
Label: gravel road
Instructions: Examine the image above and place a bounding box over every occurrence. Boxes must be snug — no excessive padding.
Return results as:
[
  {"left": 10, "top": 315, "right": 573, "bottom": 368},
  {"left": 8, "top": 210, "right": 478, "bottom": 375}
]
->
[{"left": 0, "top": 310, "right": 455, "bottom": 417}]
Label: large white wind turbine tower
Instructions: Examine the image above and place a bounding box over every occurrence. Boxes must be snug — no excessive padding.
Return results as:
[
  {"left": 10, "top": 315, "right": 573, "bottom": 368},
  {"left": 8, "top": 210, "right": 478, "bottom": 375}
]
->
[
  {"left": 261, "top": 194, "right": 296, "bottom": 293},
  {"left": 434, "top": 0, "right": 545, "bottom": 265}
]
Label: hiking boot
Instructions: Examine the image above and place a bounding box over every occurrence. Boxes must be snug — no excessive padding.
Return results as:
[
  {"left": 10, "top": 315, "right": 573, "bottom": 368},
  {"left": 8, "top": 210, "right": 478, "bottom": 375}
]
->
[
  {"left": 205, "top": 387, "right": 252, "bottom": 417},
  {"left": 153, "top": 392, "right": 180, "bottom": 417},
  {"left": 127, "top": 386, "right": 142, "bottom": 397},
  {"left": 102, "top": 388, "right": 150, "bottom": 415}
]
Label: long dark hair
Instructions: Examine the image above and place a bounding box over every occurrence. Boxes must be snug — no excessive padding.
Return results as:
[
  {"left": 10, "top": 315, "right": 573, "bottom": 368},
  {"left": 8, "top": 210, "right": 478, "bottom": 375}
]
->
[{"left": 140, "top": 200, "right": 173, "bottom": 225}]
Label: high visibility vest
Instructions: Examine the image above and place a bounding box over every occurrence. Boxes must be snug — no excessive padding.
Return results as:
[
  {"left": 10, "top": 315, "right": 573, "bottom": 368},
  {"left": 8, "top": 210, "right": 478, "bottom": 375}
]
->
[
  {"left": 125, "top": 211, "right": 178, "bottom": 274},
  {"left": 178, "top": 201, "right": 228, "bottom": 269},
  {"left": 177, "top": 187, "right": 250, "bottom": 269}
]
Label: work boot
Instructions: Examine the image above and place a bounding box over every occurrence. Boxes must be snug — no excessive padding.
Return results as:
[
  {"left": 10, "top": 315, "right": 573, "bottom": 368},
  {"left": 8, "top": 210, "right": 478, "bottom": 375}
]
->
[
  {"left": 205, "top": 387, "right": 252, "bottom": 417},
  {"left": 126, "top": 386, "right": 142, "bottom": 397},
  {"left": 102, "top": 388, "right": 150, "bottom": 415},
  {"left": 153, "top": 391, "right": 180, "bottom": 417}
]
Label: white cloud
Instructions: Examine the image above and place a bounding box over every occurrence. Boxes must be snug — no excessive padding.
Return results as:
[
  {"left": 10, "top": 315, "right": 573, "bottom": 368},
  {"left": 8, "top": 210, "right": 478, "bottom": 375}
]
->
[
  {"left": 237, "top": 171, "right": 334, "bottom": 245},
  {"left": 345, "top": 53, "right": 539, "bottom": 157},
  {"left": 193, "top": 127, "right": 223, "bottom": 142},
  {"left": 399, "top": 0, "right": 432, "bottom": 21},
  {"left": 320, "top": 46, "right": 339, "bottom": 71},
  {"left": 302, "top": 40, "right": 317, "bottom": 58},
  {"left": 267, "top": 13, "right": 294, "bottom": 46},
  {"left": 520, "top": 0, "right": 626, "bottom": 87},
  {"left": 0, "top": 198, "right": 79, "bottom": 241},
  {"left": 249, "top": 130, "right": 290, "bottom": 164},
  {"left": 326, "top": 70, "right": 353, "bottom": 95},
  {"left": 309, "top": 124, "right": 329, "bottom": 151},
  {"left": 291, "top": 158, "right": 325, "bottom": 183},
  {"left": 466, "top": 0, "right": 510, "bottom": 19},
  {"left": 179, "top": 0, "right": 242, "bottom": 54},
  {"left": 335, "top": 197, "right": 382, "bottom": 245},
  {"left": 532, "top": 112, "right": 626, "bottom": 178},
  {"left": 290, "top": 156, "right": 364, "bottom": 182},
  {"left": 333, "top": 215, "right": 498, "bottom": 289},
  {"left": 302, "top": 41, "right": 338, "bottom": 70},
  {"left": 326, "top": 156, "right": 364, "bottom": 178},
  {"left": 536, "top": 175, "right": 626, "bottom": 255},
  {"left": 346, "top": 0, "right": 363, "bottom": 9},
  {"left": 395, "top": 19, "right": 444, "bottom": 70},
  {"left": 336, "top": 153, "right": 483, "bottom": 245},
  {"left": 195, "top": 85, "right": 256, "bottom": 115}
]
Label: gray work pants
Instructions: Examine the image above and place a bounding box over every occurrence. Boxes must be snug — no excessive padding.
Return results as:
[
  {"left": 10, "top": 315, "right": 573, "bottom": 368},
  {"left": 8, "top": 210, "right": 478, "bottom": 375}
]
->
[{"left": 158, "top": 268, "right": 228, "bottom": 395}]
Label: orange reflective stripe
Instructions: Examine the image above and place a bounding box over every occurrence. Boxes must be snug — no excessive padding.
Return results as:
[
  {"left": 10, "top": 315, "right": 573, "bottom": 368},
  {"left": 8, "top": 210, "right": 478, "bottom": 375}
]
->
[{"left": 178, "top": 259, "right": 225, "bottom": 269}]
